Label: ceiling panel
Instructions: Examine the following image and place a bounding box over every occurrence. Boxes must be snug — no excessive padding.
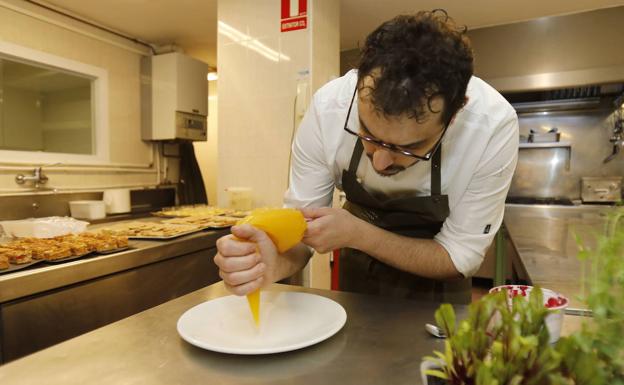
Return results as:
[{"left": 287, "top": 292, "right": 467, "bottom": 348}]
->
[{"left": 40, "top": 0, "right": 624, "bottom": 67}]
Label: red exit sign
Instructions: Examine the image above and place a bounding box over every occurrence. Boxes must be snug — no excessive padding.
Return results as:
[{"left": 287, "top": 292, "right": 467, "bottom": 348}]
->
[{"left": 281, "top": 0, "right": 307, "bottom": 32}]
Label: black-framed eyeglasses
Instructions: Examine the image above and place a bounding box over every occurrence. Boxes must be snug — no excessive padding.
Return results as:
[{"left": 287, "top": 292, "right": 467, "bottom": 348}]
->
[{"left": 343, "top": 87, "right": 448, "bottom": 161}]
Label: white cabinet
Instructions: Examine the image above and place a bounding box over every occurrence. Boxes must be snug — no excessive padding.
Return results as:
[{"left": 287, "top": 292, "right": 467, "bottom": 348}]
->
[{"left": 142, "top": 53, "right": 208, "bottom": 141}]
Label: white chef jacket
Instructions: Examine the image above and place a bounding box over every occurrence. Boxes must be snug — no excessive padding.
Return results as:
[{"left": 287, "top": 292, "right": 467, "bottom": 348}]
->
[{"left": 284, "top": 70, "right": 519, "bottom": 277}]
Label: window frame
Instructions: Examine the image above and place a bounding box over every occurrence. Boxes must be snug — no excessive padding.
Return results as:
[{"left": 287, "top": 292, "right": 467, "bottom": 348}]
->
[{"left": 0, "top": 41, "right": 109, "bottom": 165}]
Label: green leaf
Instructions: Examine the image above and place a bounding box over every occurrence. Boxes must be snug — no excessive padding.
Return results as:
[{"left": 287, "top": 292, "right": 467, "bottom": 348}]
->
[
  {"left": 434, "top": 303, "right": 456, "bottom": 338},
  {"left": 423, "top": 369, "right": 448, "bottom": 379}
]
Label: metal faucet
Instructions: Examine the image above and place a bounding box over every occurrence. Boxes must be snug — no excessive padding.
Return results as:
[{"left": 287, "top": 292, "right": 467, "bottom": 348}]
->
[
  {"left": 15, "top": 167, "right": 49, "bottom": 187},
  {"left": 15, "top": 164, "right": 59, "bottom": 188}
]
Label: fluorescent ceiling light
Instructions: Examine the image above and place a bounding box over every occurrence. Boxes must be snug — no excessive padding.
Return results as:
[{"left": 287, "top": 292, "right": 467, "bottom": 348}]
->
[
  {"left": 217, "top": 21, "right": 290, "bottom": 62},
  {"left": 207, "top": 72, "right": 218, "bottom": 81}
]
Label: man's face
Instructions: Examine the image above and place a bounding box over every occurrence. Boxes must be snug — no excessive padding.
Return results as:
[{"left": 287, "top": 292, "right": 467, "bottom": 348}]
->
[{"left": 356, "top": 75, "right": 447, "bottom": 177}]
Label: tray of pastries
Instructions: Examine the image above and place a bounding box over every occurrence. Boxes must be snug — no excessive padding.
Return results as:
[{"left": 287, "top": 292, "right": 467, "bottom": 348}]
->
[
  {"left": 0, "top": 247, "right": 45, "bottom": 274},
  {"left": 100, "top": 221, "right": 204, "bottom": 240},
  {"left": 0, "top": 232, "right": 130, "bottom": 273},
  {"left": 161, "top": 215, "right": 239, "bottom": 229},
  {"left": 152, "top": 205, "right": 249, "bottom": 219}
]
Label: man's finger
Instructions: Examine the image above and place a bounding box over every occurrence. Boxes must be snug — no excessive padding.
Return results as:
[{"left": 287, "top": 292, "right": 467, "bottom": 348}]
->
[
  {"left": 300, "top": 207, "right": 333, "bottom": 220},
  {"left": 216, "top": 235, "right": 256, "bottom": 256},
  {"left": 214, "top": 252, "right": 260, "bottom": 273},
  {"left": 219, "top": 262, "right": 265, "bottom": 286},
  {"left": 303, "top": 219, "right": 322, "bottom": 238},
  {"left": 223, "top": 276, "right": 264, "bottom": 296}
]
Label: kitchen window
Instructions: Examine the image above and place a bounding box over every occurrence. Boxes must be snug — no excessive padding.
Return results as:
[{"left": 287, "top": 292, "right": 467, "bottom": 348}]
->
[{"left": 0, "top": 41, "right": 108, "bottom": 164}]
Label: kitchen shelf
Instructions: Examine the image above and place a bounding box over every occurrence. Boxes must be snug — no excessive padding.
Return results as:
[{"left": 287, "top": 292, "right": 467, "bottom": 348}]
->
[{"left": 519, "top": 141, "right": 571, "bottom": 149}]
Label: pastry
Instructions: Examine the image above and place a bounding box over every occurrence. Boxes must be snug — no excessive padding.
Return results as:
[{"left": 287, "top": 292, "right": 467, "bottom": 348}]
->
[
  {"left": 114, "top": 236, "right": 129, "bottom": 248},
  {"left": 42, "top": 246, "right": 72, "bottom": 261},
  {"left": 2, "top": 247, "right": 33, "bottom": 264},
  {"left": 0, "top": 254, "right": 8, "bottom": 270}
]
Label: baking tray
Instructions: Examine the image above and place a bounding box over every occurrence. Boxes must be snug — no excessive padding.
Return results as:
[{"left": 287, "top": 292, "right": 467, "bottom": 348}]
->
[
  {"left": 126, "top": 228, "right": 204, "bottom": 240},
  {"left": 152, "top": 210, "right": 249, "bottom": 219},
  {"left": 0, "top": 259, "right": 45, "bottom": 274},
  {"left": 150, "top": 211, "right": 181, "bottom": 218},
  {"left": 197, "top": 222, "right": 237, "bottom": 230},
  {"left": 43, "top": 251, "right": 95, "bottom": 264},
  {"left": 95, "top": 246, "right": 132, "bottom": 255}
]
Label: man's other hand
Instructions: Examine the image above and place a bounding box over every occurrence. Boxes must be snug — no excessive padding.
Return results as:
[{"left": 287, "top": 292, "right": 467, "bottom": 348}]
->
[{"left": 301, "top": 207, "right": 362, "bottom": 253}]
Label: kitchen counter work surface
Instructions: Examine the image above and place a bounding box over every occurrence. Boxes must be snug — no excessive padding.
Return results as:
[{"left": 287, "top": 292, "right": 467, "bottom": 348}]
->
[
  {"left": 0, "top": 220, "right": 228, "bottom": 303},
  {"left": 0, "top": 282, "right": 463, "bottom": 385},
  {"left": 504, "top": 203, "right": 622, "bottom": 308}
]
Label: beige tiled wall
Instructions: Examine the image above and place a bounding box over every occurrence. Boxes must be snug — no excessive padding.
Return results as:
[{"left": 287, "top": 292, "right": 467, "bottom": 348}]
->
[
  {"left": 217, "top": 0, "right": 339, "bottom": 288},
  {"left": 217, "top": 0, "right": 311, "bottom": 208},
  {"left": 0, "top": 5, "right": 166, "bottom": 194},
  {"left": 217, "top": 0, "right": 339, "bottom": 208},
  {"left": 193, "top": 80, "right": 219, "bottom": 205}
]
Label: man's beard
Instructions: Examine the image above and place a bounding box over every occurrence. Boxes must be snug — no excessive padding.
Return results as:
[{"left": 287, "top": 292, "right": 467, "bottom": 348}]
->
[{"left": 366, "top": 153, "right": 419, "bottom": 177}]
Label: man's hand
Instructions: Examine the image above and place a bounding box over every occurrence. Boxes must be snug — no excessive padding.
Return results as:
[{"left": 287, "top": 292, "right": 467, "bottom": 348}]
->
[
  {"left": 214, "top": 224, "right": 279, "bottom": 296},
  {"left": 301, "top": 207, "right": 364, "bottom": 253}
]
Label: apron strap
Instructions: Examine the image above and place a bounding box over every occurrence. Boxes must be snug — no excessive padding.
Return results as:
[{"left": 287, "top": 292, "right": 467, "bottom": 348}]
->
[
  {"left": 431, "top": 146, "right": 442, "bottom": 196},
  {"left": 348, "top": 139, "right": 364, "bottom": 174}
]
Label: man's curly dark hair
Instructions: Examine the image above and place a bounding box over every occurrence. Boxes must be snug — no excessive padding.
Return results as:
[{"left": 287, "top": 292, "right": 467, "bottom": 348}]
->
[{"left": 357, "top": 10, "right": 473, "bottom": 126}]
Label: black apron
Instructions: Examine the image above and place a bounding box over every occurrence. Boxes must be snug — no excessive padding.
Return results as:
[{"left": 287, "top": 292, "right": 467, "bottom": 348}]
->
[{"left": 338, "top": 140, "right": 472, "bottom": 304}]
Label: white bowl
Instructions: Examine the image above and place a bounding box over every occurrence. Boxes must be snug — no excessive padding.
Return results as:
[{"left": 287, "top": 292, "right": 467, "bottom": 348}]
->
[
  {"left": 69, "top": 200, "right": 106, "bottom": 220},
  {"left": 489, "top": 284, "right": 568, "bottom": 343}
]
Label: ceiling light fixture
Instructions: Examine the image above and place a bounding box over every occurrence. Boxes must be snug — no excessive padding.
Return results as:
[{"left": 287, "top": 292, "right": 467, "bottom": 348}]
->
[{"left": 207, "top": 72, "right": 218, "bottom": 81}]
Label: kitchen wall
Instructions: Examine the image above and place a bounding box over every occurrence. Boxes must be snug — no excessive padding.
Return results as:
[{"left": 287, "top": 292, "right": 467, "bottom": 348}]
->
[
  {"left": 341, "top": 6, "right": 624, "bottom": 84},
  {"left": 192, "top": 78, "right": 218, "bottom": 206},
  {"left": 0, "top": 2, "right": 174, "bottom": 195},
  {"left": 468, "top": 6, "right": 624, "bottom": 91},
  {"left": 468, "top": 7, "right": 624, "bottom": 198},
  {"left": 513, "top": 108, "right": 624, "bottom": 200},
  {"left": 217, "top": 0, "right": 339, "bottom": 208}
]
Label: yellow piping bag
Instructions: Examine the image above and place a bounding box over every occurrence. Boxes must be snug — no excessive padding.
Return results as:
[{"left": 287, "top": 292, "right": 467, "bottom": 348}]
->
[{"left": 236, "top": 208, "right": 307, "bottom": 325}]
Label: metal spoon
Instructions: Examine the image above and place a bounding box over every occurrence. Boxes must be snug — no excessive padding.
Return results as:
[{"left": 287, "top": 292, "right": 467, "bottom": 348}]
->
[{"left": 425, "top": 323, "right": 446, "bottom": 338}]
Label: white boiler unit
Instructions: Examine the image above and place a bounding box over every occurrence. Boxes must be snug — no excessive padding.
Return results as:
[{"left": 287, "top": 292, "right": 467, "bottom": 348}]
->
[{"left": 141, "top": 52, "right": 208, "bottom": 141}]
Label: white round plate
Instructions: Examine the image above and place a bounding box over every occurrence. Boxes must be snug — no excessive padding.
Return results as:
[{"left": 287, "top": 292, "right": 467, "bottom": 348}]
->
[{"left": 177, "top": 291, "right": 347, "bottom": 354}]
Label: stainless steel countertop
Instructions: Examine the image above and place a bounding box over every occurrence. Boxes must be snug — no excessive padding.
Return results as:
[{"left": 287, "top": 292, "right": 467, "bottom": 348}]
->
[
  {"left": 0, "top": 282, "right": 459, "bottom": 385},
  {"left": 0, "top": 222, "right": 228, "bottom": 303},
  {"left": 504, "top": 203, "right": 622, "bottom": 308}
]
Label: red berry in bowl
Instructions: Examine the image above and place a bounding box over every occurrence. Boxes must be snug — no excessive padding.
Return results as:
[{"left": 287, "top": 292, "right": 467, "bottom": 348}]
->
[{"left": 546, "top": 297, "right": 559, "bottom": 308}]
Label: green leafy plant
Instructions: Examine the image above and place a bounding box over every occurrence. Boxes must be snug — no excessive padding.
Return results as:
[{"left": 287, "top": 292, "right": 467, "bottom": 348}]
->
[
  {"left": 560, "top": 211, "right": 624, "bottom": 384},
  {"left": 424, "top": 210, "right": 624, "bottom": 385},
  {"left": 424, "top": 289, "right": 569, "bottom": 384}
]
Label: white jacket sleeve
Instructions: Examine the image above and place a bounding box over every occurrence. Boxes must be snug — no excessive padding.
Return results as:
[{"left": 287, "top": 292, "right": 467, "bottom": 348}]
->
[{"left": 434, "top": 112, "right": 519, "bottom": 277}]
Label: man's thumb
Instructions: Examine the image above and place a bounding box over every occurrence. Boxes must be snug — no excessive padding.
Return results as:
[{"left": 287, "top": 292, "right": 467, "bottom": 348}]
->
[{"left": 231, "top": 224, "right": 273, "bottom": 246}]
